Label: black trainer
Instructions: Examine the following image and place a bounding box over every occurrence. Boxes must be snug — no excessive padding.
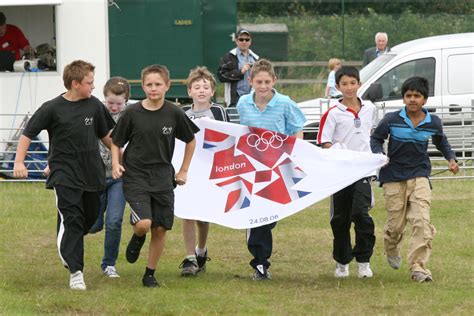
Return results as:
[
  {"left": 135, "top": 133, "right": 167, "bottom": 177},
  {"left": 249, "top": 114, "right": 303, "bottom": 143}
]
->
[
  {"left": 142, "top": 274, "right": 159, "bottom": 287},
  {"left": 196, "top": 251, "right": 211, "bottom": 273},
  {"left": 252, "top": 265, "right": 272, "bottom": 281},
  {"left": 126, "top": 234, "right": 146, "bottom": 263},
  {"left": 179, "top": 258, "right": 199, "bottom": 277}
]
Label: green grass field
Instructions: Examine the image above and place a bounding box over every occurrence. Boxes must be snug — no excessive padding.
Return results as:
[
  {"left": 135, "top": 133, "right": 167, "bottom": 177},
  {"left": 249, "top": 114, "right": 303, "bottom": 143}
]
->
[{"left": 1, "top": 181, "right": 473, "bottom": 315}]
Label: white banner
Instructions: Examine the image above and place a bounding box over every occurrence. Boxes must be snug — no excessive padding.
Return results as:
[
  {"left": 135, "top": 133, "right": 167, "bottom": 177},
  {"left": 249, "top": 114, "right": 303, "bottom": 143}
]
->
[{"left": 172, "top": 119, "right": 387, "bottom": 229}]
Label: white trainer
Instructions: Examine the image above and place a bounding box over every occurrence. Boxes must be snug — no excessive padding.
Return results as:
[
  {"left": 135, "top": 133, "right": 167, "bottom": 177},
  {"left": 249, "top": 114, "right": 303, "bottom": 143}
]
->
[
  {"left": 357, "top": 262, "right": 373, "bottom": 278},
  {"left": 103, "top": 266, "right": 120, "bottom": 278},
  {"left": 334, "top": 262, "right": 349, "bottom": 278},
  {"left": 70, "top": 271, "right": 86, "bottom": 290}
]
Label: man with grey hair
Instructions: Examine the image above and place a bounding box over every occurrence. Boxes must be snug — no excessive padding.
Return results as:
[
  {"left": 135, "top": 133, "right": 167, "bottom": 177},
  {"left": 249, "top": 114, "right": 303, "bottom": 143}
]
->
[{"left": 362, "top": 32, "right": 389, "bottom": 66}]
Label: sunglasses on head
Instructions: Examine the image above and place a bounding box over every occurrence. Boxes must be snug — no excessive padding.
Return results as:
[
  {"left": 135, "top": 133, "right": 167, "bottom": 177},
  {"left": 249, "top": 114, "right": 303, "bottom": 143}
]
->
[{"left": 238, "top": 38, "right": 251, "bottom": 42}]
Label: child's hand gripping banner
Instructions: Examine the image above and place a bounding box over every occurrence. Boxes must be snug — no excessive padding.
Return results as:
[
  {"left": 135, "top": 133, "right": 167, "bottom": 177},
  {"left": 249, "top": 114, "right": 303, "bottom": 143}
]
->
[{"left": 172, "top": 118, "right": 387, "bottom": 229}]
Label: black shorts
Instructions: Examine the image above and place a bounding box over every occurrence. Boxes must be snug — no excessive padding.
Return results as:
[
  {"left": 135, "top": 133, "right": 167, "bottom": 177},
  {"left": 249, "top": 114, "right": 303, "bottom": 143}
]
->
[{"left": 124, "top": 189, "right": 175, "bottom": 230}]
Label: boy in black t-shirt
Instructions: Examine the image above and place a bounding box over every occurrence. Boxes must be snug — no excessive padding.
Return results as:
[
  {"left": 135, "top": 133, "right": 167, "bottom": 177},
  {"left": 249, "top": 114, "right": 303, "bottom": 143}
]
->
[
  {"left": 111, "top": 64, "right": 199, "bottom": 288},
  {"left": 13, "top": 60, "right": 115, "bottom": 290}
]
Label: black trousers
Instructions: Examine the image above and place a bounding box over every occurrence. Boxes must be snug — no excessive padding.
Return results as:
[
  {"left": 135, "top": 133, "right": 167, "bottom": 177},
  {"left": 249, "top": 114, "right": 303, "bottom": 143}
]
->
[
  {"left": 247, "top": 221, "right": 277, "bottom": 270},
  {"left": 330, "top": 178, "right": 375, "bottom": 264},
  {"left": 54, "top": 185, "right": 100, "bottom": 273}
]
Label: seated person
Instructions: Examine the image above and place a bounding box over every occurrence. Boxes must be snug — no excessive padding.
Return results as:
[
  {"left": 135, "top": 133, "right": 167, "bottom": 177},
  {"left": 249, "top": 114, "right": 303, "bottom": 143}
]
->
[{"left": 0, "top": 12, "right": 34, "bottom": 61}]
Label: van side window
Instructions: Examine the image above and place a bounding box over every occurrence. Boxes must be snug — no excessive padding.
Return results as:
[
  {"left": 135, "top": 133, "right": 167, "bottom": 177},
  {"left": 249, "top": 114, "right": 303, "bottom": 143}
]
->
[
  {"left": 373, "top": 58, "right": 435, "bottom": 101},
  {"left": 448, "top": 54, "right": 474, "bottom": 95}
]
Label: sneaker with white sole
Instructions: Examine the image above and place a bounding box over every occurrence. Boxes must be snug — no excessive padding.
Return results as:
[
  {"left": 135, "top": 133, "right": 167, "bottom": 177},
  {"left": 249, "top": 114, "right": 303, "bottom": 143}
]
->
[
  {"left": 70, "top": 271, "right": 86, "bottom": 290},
  {"left": 334, "top": 262, "right": 349, "bottom": 278},
  {"left": 357, "top": 262, "right": 373, "bottom": 278},
  {"left": 103, "top": 266, "right": 120, "bottom": 278},
  {"left": 387, "top": 255, "right": 402, "bottom": 269}
]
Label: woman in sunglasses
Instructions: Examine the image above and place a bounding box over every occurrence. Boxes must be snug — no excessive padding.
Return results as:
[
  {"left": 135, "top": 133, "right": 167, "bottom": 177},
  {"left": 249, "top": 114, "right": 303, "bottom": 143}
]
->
[{"left": 217, "top": 29, "right": 259, "bottom": 107}]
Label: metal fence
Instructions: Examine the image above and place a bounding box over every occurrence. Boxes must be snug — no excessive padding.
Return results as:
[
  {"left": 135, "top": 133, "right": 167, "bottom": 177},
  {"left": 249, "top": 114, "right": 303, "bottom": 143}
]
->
[{"left": 1, "top": 103, "right": 473, "bottom": 182}]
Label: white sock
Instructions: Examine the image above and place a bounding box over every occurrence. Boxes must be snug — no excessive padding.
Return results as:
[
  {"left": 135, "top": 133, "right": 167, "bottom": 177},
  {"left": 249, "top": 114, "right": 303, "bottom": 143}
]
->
[
  {"left": 186, "top": 255, "right": 197, "bottom": 262},
  {"left": 196, "top": 247, "right": 207, "bottom": 257}
]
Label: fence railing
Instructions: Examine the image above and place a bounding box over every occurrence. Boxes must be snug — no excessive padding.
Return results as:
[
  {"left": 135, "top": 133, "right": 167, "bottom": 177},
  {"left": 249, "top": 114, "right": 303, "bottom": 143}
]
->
[
  {"left": 1, "top": 103, "right": 473, "bottom": 182},
  {"left": 273, "top": 61, "right": 363, "bottom": 85}
]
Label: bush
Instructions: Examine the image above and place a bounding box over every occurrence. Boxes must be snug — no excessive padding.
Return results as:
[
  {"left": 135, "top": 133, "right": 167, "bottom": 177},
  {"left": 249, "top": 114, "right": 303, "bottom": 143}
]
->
[{"left": 241, "top": 10, "right": 474, "bottom": 61}]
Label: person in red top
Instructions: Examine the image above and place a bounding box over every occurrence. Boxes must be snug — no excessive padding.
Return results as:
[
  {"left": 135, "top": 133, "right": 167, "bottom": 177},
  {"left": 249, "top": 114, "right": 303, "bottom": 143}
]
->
[{"left": 0, "top": 12, "right": 33, "bottom": 60}]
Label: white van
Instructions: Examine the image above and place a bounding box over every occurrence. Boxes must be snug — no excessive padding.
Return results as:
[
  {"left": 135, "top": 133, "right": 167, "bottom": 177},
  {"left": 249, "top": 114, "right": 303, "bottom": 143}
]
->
[
  {"left": 360, "top": 32, "right": 474, "bottom": 122},
  {"left": 300, "top": 33, "right": 474, "bottom": 141}
]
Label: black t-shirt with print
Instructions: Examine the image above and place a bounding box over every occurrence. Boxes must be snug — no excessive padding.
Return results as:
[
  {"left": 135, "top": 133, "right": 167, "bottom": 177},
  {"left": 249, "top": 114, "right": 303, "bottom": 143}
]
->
[
  {"left": 112, "top": 100, "right": 199, "bottom": 192},
  {"left": 22, "top": 95, "right": 115, "bottom": 191}
]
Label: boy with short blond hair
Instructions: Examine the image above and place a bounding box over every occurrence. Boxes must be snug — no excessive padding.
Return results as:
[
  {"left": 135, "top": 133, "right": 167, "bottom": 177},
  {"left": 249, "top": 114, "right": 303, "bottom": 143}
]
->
[
  {"left": 111, "top": 64, "right": 199, "bottom": 287},
  {"left": 325, "top": 58, "right": 342, "bottom": 98},
  {"left": 13, "top": 60, "right": 115, "bottom": 290},
  {"left": 179, "top": 66, "right": 229, "bottom": 276}
]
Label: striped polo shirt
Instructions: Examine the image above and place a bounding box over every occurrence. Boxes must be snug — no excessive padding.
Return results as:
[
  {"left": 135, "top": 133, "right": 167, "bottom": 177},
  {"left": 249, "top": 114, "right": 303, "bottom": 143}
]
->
[
  {"left": 370, "top": 107, "right": 456, "bottom": 184},
  {"left": 236, "top": 89, "right": 306, "bottom": 135},
  {"left": 317, "top": 98, "right": 376, "bottom": 153}
]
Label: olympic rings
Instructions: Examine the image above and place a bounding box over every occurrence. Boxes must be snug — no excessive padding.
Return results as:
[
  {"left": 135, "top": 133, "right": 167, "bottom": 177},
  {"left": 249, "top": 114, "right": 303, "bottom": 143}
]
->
[{"left": 245, "top": 132, "right": 289, "bottom": 152}]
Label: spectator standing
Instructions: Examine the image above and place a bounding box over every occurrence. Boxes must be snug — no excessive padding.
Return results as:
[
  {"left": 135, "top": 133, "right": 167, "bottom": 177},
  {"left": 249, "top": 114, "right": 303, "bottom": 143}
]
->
[
  {"left": 218, "top": 29, "right": 259, "bottom": 107},
  {"left": 362, "top": 32, "right": 390, "bottom": 66},
  {"left": 325, "top": 58, "right": 342, "bottom": 98}
]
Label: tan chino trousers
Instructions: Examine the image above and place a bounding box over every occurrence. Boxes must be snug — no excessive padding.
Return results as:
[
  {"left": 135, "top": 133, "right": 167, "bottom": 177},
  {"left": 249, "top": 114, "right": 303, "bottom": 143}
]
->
[{"left": 383, "top": 177, "right": 436, "bottom": 276}]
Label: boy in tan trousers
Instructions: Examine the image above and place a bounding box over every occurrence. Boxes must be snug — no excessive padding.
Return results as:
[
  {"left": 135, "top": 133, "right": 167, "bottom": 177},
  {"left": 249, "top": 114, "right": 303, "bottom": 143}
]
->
[{"left": 370, "top": 76, "right": 458, "bottom": 282}]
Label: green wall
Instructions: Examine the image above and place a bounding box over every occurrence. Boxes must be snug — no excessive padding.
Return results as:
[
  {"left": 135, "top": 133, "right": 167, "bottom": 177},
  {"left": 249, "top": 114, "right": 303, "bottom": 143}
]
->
[{"left": 109, "top": 0, "right": 236, "bottom": 100}]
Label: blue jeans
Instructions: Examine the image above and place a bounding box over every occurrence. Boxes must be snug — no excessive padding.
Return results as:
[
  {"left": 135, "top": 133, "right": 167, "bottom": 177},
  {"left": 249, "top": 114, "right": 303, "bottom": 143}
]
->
[{"left": 89, "top": 178, "right": 126, "bottom": 270}]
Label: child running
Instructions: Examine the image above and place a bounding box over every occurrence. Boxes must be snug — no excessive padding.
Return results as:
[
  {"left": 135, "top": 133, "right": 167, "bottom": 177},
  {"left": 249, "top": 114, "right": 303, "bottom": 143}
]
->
[
  {"left": 371, "top": 76, "right": 458, "bottom": 282},
  {"left": 318, "top": 66, "right": 377, "bottom": 279},
  {"left": 111, "top": 64, "right": 199, "bottom": 287},
  {"left": 13, "top": 60, "right": 115, "bottom": 290},
  {"left": 236, "top": 59, "right": 306, "bottom": 280},
  {"left": 179, "top": 66, "right": 230, "bottom": 276},
  {"left": 89, "top": 77, "right": 130, "bottom": 278}
]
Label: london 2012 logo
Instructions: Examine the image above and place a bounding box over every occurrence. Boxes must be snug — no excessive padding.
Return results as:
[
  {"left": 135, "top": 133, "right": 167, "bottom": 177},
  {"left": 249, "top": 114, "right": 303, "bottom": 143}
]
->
[{"left": 203, "top": 127, "right": 311, "bottom": 213}]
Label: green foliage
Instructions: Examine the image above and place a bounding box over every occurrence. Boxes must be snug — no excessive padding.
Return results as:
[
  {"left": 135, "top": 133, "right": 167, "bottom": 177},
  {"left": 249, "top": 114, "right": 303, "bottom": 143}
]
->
[
  {"left": 238, "top": 0, "right": 474, "bottom": 16},
  {"left": 240, "top": 10, "right": 474, "bottom": 61},
  {"left": 1, "top": 181, "right": 473, "bottom": 314}
]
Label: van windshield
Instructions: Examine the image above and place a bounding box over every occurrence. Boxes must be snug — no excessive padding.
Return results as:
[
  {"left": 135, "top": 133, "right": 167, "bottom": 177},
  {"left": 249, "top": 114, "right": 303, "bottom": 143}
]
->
[{"left": 360, "top": 54, "right": 395, "bottom": 82}]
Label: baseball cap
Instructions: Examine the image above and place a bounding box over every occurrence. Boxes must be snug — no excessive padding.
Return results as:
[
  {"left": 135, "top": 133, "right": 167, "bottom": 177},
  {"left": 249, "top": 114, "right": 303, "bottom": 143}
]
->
[{"left": 236, "top": 29, "right": 251, "bottom": 37}]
